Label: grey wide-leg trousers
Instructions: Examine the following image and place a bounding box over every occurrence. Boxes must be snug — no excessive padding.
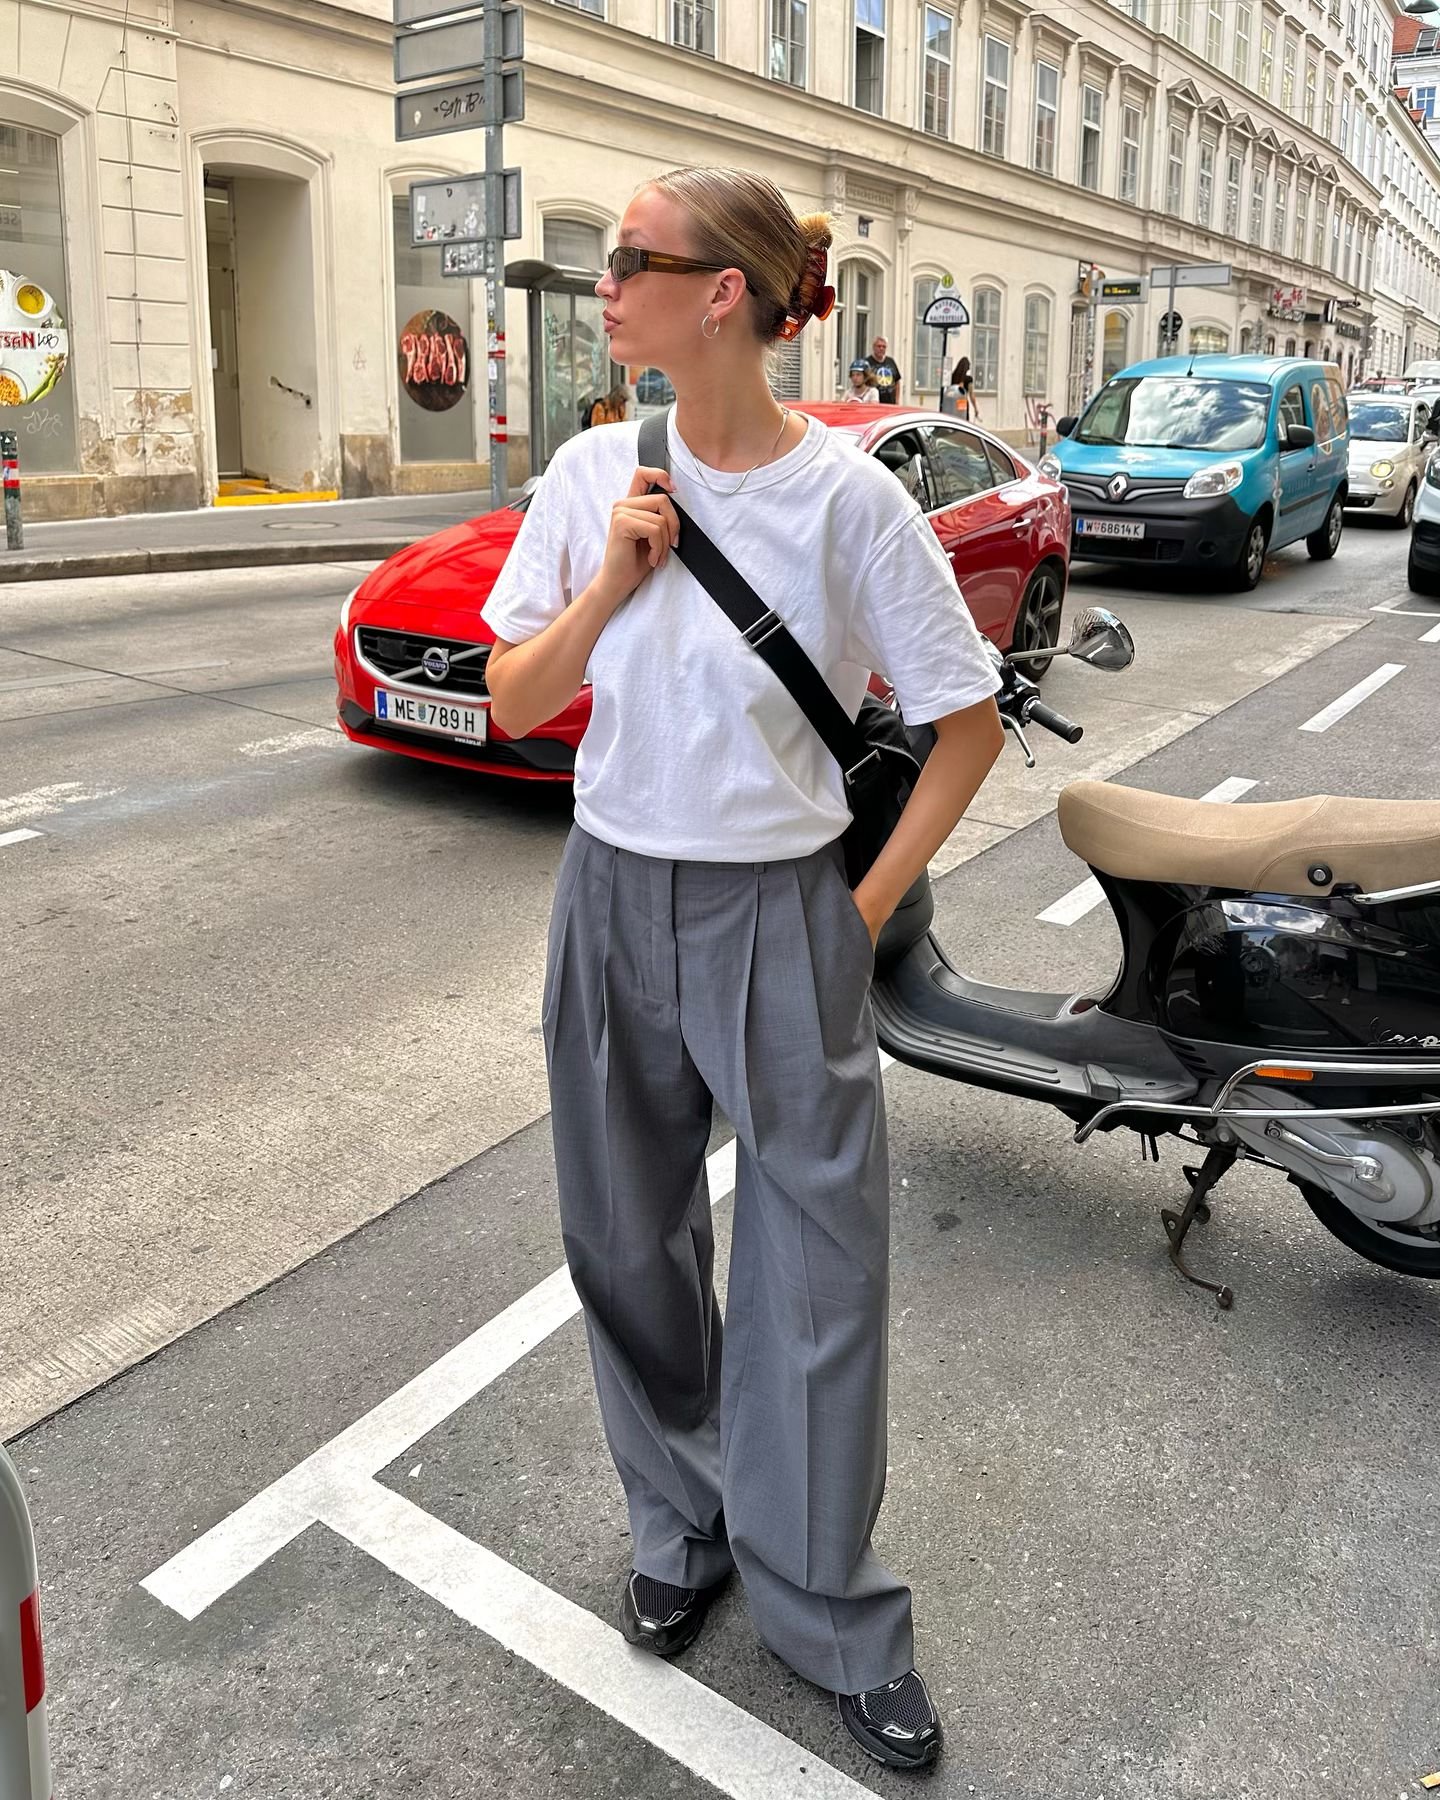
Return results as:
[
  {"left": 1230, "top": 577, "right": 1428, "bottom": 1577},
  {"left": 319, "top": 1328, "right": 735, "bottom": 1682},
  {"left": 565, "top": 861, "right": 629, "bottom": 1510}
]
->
[{"left": 542, "top": 824, "right": 914, "bottom": 1695}]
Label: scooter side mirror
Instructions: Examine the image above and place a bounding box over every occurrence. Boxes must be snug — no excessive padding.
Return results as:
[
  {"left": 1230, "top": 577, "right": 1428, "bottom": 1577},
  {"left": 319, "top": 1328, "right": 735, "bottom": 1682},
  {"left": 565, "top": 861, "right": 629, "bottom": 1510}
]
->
[{"left": 1068, "top": 606, "right": 1135, "bottom": 671}]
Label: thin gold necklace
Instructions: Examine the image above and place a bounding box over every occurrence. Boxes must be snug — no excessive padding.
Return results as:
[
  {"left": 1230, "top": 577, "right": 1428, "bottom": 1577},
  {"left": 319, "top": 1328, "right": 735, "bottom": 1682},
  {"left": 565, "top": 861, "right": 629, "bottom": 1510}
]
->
[{"left": 683, "top": 409, "right": 792, "bottom": 496}]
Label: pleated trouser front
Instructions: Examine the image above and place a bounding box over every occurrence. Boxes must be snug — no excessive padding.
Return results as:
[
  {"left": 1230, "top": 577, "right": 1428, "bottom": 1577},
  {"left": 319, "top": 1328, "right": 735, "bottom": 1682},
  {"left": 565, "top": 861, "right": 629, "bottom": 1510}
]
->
[{"left": 542, "top": 823, "right": 914, "bottom": 1694}]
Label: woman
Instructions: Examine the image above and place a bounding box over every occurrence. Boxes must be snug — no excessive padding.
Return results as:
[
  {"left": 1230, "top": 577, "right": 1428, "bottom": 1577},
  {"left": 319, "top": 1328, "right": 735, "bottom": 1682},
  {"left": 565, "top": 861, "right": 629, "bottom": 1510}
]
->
[
  {"left": 949, "top": 355, "right": 978, "bottom": 420},
  {"left": 588, "top": 382, "right": 632, "bottom": 428},
  {"left": 841, "top": 357, "right": 880, "bottom": 403},
  {"left": 483, "top": 166, "right": 1002, "bottom": 1772}
]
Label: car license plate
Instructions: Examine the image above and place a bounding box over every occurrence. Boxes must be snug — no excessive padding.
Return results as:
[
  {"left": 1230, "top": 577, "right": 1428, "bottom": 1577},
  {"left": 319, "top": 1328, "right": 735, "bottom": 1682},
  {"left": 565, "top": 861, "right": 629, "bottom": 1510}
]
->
[
  {"left": 1077, "top": 517, "right": 1145, "bottom": 540},
  {"left": 374, "top": 687, "right": 488, "bottom": 742}
]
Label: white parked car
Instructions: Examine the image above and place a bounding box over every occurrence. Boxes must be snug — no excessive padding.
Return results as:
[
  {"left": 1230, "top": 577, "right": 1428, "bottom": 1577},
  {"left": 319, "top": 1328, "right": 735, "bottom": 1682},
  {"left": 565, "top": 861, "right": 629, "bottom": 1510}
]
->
[
  {"left": 1408, "top": 451, "right": 1440, "bottom": 593},
  {"left": 1344, "top": 394, "right": 1437, "bottom": 526}
]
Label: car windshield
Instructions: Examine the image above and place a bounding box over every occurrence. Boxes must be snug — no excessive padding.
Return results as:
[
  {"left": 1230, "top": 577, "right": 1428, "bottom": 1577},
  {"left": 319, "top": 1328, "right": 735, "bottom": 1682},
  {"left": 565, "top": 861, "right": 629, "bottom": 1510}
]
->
[
  {"left": 1075, "top": 377, "right": 1272, "bottom": 452},
  {"left": 1347, "top": 402, "right": 1409, "bottom": 441}
]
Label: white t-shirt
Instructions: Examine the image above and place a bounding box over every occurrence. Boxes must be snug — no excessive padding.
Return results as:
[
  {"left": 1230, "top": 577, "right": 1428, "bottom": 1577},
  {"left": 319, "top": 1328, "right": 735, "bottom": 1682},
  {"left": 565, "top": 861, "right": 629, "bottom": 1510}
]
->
[{"left": 481, "top": 411, "right": 1001, "bottom": 862}]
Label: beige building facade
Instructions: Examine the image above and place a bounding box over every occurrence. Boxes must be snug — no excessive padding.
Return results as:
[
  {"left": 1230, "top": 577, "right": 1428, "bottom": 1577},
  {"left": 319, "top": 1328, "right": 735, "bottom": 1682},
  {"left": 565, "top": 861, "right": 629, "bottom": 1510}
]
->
[{"left": 2, "top": 0, "right": 1438, "bottom": 519}]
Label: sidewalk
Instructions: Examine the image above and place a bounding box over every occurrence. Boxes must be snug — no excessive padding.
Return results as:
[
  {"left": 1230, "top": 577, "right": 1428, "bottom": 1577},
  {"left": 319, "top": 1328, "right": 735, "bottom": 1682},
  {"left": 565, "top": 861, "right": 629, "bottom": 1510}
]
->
[{"left": 0, "top": 489, "right": 511, "bottom": 584}]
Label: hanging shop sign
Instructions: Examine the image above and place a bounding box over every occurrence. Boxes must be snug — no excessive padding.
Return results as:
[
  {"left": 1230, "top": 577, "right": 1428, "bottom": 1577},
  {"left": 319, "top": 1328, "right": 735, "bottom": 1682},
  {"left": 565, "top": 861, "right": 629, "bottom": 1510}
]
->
[
  {"left": 1268, "top": 285, "right": 1307, "bottom": 323},
  {"left": 398, "top": 308, "right": 470, "bottom": 412},
  {"left": 0, "top": 270, "right": 68, "bottom": 406},
  {"left": 1334, "top": 320, "right": 1365, "bottom": 341}
]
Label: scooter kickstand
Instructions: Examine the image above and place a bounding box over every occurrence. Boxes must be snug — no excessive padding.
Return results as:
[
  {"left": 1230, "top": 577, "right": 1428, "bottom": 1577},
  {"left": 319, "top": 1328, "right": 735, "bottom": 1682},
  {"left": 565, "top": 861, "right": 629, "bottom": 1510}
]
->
[{"left": 1160, "top": 1143, "right": 1239, "bottom": 1310}]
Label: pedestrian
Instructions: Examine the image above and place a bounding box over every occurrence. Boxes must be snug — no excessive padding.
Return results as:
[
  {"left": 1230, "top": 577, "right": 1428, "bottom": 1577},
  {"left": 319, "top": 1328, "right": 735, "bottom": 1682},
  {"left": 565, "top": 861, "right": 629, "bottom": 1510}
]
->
[
  {"left": 841, "top": 356, "right": 880, "bottom": 403},
  {"left": 588, "top": 383, "right": 631, "bottom": 427},
  {"left": 865, "top": 334, "right": 902, "bottom": 404},
  {"left": 949, "top": 355, "right": 979, "bottom": 421},
  {"left": 481, "top": 163, "right": 1002, "bottom": 1773}
]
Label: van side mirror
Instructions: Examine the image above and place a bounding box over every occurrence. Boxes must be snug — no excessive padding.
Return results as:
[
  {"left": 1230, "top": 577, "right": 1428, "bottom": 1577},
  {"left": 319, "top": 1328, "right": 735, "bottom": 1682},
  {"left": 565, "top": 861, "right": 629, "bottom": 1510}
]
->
[
  {"left": 1283, "top": 422, "right": 1316, "bottom": 452},
  {"left": 1055, "top": 415, "right": 1078, "bottom": 438}
]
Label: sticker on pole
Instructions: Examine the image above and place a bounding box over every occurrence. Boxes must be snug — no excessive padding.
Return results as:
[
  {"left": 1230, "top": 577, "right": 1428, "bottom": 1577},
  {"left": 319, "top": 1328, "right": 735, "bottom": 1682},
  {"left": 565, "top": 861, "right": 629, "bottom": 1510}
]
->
[
  {"left": 0, "top": 270, "right": 68, "bottom": 406},
  {"left": 398, "top": 309, "right": 470, "bottom": 412}
]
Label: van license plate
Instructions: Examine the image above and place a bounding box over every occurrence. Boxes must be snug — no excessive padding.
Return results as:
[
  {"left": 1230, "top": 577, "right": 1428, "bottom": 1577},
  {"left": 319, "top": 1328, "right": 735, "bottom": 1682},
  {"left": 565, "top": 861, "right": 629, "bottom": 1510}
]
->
[
  {"left": 1077, "top": 517, "right": 1145, "bottom": 540},
  {"left": 375, "top": 688, "right": 487, "bottom": 741}
]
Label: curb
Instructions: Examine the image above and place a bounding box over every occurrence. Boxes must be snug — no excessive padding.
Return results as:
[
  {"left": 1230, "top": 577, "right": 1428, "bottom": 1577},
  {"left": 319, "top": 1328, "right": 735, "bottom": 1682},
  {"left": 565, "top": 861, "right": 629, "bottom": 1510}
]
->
[{"left": 0, "top": 537, "right": 416, "bottom": 584}]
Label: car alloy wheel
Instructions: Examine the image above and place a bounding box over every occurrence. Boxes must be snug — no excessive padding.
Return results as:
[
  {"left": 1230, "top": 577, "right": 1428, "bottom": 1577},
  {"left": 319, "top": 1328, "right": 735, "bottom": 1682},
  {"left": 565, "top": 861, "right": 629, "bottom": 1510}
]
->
[
  {"left": 1012, "top": 567, "right": 1063, "bottom": 681},
  {"left": 1328, "top": 501, "right": 1343, "bottom": 550},
  {"left": 1400, "top": 483, "right": 1417, "bottom": 529}
]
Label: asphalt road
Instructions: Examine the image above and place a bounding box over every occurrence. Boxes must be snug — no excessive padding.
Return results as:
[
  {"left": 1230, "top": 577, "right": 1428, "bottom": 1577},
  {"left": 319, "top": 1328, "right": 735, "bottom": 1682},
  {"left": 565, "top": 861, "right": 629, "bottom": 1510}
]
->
[{"left": 5, "top": 517, "right": 1440, "bottom": 1799}]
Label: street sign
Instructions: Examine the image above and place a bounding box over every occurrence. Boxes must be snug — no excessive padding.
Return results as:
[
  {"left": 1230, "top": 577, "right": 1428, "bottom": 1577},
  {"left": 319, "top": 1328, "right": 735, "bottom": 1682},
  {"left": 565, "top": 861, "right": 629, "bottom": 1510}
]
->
[
  {"left": 1099, "top": 277, "right": 1147, "bottom": 304},
  {"left": 394, "top": 0, "right": 481, "bottom": 25},
  {"left": 394, "top": 5, "right": 521, "bottom": 80},
  {"left": 1160, "top": 310, "right": 1183, "bottom": 337},
  {"left": 923, "top": 291, "right": 970, "bottom": 328},
  {"left": 411, "top": 171, "right": 520, "bottom": 245},
  {"left": 1148, "top": 262, "right": 1233, "bottom": 289},
  {"left": 442, "top": 240, "right": 491, "bottom": 278},
  {"left": 395, "top": 67, "right": 523, "bottom": 138}
]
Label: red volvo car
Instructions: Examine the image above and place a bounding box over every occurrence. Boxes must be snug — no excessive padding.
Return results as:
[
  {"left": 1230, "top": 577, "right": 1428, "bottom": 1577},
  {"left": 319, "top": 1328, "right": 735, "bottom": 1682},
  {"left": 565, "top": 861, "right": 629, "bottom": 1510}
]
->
[{"left": 335, "top": 403, "right": 1070, "bottom": 781}]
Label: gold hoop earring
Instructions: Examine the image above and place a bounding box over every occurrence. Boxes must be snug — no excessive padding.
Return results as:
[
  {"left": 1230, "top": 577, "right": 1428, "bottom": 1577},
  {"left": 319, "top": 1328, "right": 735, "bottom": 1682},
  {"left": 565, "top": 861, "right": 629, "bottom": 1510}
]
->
[{"left": 701, "top": 313, "right": 721, "bottom": 340}]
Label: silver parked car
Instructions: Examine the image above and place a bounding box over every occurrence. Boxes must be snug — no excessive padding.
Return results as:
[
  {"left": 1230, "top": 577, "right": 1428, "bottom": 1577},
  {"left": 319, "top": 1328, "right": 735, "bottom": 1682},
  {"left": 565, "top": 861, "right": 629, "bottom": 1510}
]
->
[{"left": 1344, "top": 394, "right": 1438, "bottom": 526}]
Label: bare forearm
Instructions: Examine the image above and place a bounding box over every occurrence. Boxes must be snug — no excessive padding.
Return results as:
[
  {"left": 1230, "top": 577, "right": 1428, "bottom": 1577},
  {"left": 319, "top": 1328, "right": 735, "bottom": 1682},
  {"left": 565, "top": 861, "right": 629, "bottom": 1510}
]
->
[
  {"left": 853, "top": 700, "right": 1004, "bottom": 927},
  {"left": 486, "top": 580, "right": 619, "bottom": 737}
]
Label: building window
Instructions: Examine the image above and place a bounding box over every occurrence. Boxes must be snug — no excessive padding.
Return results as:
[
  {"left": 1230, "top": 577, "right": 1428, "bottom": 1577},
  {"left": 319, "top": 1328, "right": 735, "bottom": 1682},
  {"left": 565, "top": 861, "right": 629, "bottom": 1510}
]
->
[
  {"left": 1272, "top": 179, "right": 1287, "bottom": 252},
  {"left": 1295, "top": 186, "right": 1309, "bottom": 264},
  {"left": 1225, "top": 150, "right": 1242, "bottom": 236},
  {"left": 1206, "top": 0, "right": 1223, "bottom": 64},
  {"left": 1313, "top": 195, "right": 1327, "bottom": 266},
  {"left": 854, "top": 0, "right": 884, "bottom": 113},
  {"left": 1234, "top": 3, "right": 1251, "bottom": 82},
  {"left": 1023, "top": 293, "right": 1051, "bottom": 394},
  {"left": 1165, "top": 124, "right": 1186, "bottom": 218},
  {"left": 1259, "top": 23, "right": 1274, "bottom": 99},
  {"left": 1339, "top": 93, "right": 1350, "bottom": 157},
  {"left": 913, "top": 276, "right": 949, "bottom": 392},
  {"left": 1416, "top": 85, "right": 1438, "bottom": 120},
  {"left": 1175, "top": 0, "right": 1192, "bottom": 45},
  {"left": 1281, "top": 38, "right": 1296, "bottom": 115},
  {"left": 671, "top": 0, "right": 715, "bottom": 53},
  {"left": 837, "top": 261, "right": 878, "bottom": 373},
  {"left": 982, "top": 35, "right": 1010, "bottom": 157},
  {"left": 1304, "top": 60, "right": 1317, "bottom": 128},
  {"left": 394, "top": 196, "right": 477, "bottom": 465},
  {"left": 1323, "top": 73, "right": 1335, "bottom": 139},
  {"left": 1250, "top": 168, "right": 1265, "bottom": 242},
  {"left": 769, "top": 0, "right": 807, "bottom": 86},
  {"left": 1033, "top": 62, "right": 1059, "bottom": 174},
  {"left": 1190, "top": 325, "right": 1229, "bottom": 353},
  {"left": 1102, "top": 311, "right": 1129, "bottom": 381},
  {"left": 1344, "top": 214, "right": 1354, "bottom": 284},
  {"left": 922, "top": 8, "right": 953, "bottom": 136},
  {"left": 1346, "top": 0, "right": 1357, "bottom": 39},
  {"left": 1079, "top": 84, "right": 1103, "bottom": 190},
  {"left": 973, "top": 284, "right": 1001, "bottom": 391},
  {"left": 0, "top": 125, "right": 76, "bottom": 473},
  {"left": 1120, "top": 104, "right": 1142, "bottom": 203},
  {"left": 1197, "top": 140, "right": 1215, "bottom": 228},
  {"left": 1331, "top": 208, "right": 1341, "bottom": 273},
  {"left": 555, "top": 0, "right": 605, "bottom": 10}
]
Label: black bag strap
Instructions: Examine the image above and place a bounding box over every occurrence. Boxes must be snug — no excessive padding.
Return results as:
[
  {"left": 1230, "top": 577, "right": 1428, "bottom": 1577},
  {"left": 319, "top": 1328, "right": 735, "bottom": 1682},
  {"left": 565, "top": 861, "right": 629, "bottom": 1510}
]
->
[{"left": 637, "top": 408, "right": 879, "bottom": 787}]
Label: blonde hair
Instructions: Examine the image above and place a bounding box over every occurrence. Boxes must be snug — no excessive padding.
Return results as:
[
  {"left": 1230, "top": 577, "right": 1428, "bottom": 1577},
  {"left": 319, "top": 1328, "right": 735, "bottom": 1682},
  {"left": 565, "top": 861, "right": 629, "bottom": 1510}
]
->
[{"left": 646, "top": 166, "right": 833, "bottom": 343}]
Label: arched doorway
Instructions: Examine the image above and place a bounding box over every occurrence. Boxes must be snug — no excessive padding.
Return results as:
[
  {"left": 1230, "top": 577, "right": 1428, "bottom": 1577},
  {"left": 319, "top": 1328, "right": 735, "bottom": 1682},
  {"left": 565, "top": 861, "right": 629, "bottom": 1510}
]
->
[{"left": 836, "top": 259, "right": 882, "bottom": 387}]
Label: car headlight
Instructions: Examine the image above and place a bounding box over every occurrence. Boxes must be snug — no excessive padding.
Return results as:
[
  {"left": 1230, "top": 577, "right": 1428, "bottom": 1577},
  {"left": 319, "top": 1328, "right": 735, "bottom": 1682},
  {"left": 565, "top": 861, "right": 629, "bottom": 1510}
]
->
[
  {"left": 340, "top": 585, "right": 359, "bottom": 634},
  {"left": 1427, "top": 456, "right": 1440, "bottom": 489},
  {"left": 1037, "top": 453, "right": 1062, "bottom": 480},
  {"left": 1369, "top": 459, "right": 1395, "bottom": 480},
  {"left": 1183, "top": 462, "right": 1243, "bottom": 499}
]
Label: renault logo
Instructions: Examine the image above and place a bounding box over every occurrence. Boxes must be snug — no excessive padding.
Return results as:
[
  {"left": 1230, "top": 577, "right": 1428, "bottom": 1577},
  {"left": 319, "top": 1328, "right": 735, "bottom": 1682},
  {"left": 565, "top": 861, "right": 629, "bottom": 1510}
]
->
[
  {"left": 1107, "top": 473, "right": 1129, "bottom": 501},
  {"left": 422, "top": 646, "right": 451, "bottom": 683}
]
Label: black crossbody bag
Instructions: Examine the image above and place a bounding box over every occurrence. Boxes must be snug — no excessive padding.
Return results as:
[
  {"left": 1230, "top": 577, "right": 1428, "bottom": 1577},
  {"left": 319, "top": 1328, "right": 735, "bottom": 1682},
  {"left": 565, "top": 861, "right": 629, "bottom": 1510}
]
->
[{"left": 637, "top": 409, "right": 924, "bottom": 889}]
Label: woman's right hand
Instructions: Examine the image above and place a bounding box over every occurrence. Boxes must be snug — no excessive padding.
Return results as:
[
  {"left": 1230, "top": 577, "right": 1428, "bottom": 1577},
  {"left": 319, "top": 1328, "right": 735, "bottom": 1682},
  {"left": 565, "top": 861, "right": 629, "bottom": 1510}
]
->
[{"left": 596, "top": 466, "right": 680, "bottom": 607}]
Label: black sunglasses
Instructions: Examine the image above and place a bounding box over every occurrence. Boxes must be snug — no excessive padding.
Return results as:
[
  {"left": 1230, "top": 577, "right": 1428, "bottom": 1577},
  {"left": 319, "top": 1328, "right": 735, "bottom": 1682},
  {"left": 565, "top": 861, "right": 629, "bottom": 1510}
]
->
[{"left": 606, "top": 245, "right": 758, "bottom": 294}]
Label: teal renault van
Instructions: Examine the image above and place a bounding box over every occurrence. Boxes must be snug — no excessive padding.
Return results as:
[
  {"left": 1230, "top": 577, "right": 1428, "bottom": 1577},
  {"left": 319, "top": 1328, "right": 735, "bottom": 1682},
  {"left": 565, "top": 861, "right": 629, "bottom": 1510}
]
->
[{"left": 1041, "top": 355, "right": 1350, "bottom": 590}]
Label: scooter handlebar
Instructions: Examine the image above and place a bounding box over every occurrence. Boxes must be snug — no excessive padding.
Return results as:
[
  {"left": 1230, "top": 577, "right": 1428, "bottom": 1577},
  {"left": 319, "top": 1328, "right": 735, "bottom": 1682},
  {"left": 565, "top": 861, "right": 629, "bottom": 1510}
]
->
[{"left": 1022, "top": 697, "right": 1084, "bottom": 744}]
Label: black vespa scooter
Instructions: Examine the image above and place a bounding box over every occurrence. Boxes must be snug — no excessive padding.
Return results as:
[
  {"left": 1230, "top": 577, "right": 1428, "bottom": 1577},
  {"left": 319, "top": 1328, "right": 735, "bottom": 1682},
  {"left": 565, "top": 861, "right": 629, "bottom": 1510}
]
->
[{"left": 873, "top": 608, "right": 1440, "bottom": 1307}]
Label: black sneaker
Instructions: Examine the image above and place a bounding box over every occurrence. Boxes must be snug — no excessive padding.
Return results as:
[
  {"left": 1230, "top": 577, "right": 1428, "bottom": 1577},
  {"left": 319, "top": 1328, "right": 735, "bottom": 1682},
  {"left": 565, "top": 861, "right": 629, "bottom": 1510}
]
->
[
  {"left": 837, "top": 1669, "right": 944, "bottom": 1770},
  {"left": 618, "top": 1569, "right": 729, "bottom": 1659}
]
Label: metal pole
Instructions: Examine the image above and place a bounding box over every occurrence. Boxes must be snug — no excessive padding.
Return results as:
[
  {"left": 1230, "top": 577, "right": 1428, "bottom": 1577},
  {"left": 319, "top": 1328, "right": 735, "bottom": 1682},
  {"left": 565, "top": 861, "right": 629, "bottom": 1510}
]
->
[
  {"left": 1, "top": 430, "right": 22, "bottom": 551},
  {"left": 483, "top": 6, "right": 507, "bottom": 515},
  {"left": 1168, "top": 268, "right": 1178, "bottom": 356},
  {"left": 0, "top": 1447, "right": 51, "bottom": 1800},
  {"left": 938, "top": 324, "right": 950, "bottom": 412}
]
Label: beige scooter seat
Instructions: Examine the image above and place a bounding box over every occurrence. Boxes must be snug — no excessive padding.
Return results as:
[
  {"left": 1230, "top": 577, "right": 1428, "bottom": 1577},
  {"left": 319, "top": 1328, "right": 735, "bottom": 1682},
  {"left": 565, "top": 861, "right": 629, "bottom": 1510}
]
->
[{"left": 1057, "top": 780, "right": 1440, "bottom": 897}]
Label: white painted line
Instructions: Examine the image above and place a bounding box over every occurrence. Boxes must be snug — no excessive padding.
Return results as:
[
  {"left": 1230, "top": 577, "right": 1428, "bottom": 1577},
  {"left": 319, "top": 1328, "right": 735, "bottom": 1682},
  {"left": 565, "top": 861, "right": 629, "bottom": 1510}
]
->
[
  {"left": 238, "top": 728, "right": 344, "bottom": 757},
  {"left": 0, "top": 827, "right": 42, "bottom": 848},
  {"left": 1298, "top": 663, "right": 1405, "bottom": 733},
  {"left": 0, "top": 781, "right": 119, "bottom": 828},
  {"left": 1421, "top": 620, "right": 1440, "bottom": 644},
  {"left": 1037, "top": 778, "right": 1258, "bottom": 926},
  {"left": 1370, "top": 601, "right": 1440, "bottom": 617},
  {"left": 321, "top": 1481, "right": 875, "bottom": 1800}
]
